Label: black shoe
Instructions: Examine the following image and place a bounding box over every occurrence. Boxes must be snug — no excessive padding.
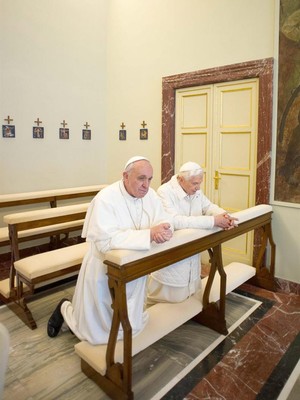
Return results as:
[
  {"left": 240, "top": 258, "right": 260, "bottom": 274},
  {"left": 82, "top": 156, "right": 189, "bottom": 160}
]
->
[{"left": 47, "top": 298, "right": 69, "bottom": 338}]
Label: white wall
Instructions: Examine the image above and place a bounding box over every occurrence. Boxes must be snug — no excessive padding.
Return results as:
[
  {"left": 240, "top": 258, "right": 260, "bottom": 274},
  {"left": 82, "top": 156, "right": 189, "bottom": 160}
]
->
[
  {"left": 1, "top": 0, "right": 299, "bottom": 283},
  {"left": 272, "top": 205, "right": 300, "bottom": 283},
  {"left": 0, "top": 0, "right": 109, "bottom": 193},
  {"left": 106, "top": 0, "right": 275, "bottom": 187}
]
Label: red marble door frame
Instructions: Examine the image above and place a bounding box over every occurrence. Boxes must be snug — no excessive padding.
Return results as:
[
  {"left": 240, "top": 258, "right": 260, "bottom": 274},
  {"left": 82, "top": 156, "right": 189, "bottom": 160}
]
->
[{"left": 161, "top": 58, "right": 274, "bottom": 205}]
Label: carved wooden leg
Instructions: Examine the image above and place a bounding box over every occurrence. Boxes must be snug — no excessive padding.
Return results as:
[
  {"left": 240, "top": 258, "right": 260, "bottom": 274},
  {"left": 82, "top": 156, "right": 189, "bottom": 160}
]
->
[
  {"left": 193, "top": 245, "right": 228, "bottom": 335},
  {"left": 108, "top": 277, "right": 133, "bottom": 399},
  {"left": 81, "top": 359, "right": 131, "bottom": 400},
  {"left": 83, "top": 276, "right": 134, "bottom": 400},
  {"left": 7, "top": 298, "right": 37, "bottom": 330},
  {"left": 9, "top": 264, "right": 17, "bottom": 298},
  {"left": 10, "top": 275, "right": 37, "bottom": 329},
  {"left": 250, "top": 222, "right": 276, "bottom": 291}
]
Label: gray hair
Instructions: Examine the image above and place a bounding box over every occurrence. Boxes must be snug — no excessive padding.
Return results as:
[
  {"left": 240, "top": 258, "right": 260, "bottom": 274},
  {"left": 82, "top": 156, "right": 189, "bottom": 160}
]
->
[{"left": 178, "top": 168, "right": 203, "bottom": 181}]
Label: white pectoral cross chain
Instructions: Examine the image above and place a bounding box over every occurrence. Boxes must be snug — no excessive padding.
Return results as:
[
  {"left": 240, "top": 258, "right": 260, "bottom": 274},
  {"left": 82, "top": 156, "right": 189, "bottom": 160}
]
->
[
  {"left": 120, "top": 183, "right": 143, "bottom": 230},
  {"left": 124, "top": 197, "right": 143, "bottom": 230}
]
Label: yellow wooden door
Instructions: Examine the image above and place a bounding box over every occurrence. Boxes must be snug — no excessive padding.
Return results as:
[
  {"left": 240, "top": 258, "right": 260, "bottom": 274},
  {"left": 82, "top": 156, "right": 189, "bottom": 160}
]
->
[
  {"left": 175, "top": 78, "right": 258, "bottom": 265},
  {"left": 175, "top": 85, "right": 212, "bottom": 194}
]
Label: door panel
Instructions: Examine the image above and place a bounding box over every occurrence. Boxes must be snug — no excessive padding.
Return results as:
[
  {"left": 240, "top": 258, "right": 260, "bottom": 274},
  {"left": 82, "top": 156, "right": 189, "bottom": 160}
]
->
[
  {"left": 175, "top": 87, "right": 212, "bottom": 195},
  {"left": 220, "top": 87, "right": 254, "bottom": 126},
  {"left": 181, "top": 134, "right": 207, "bottom": 167},
  {"left": 220, "top": 133, "right": 251, "bottom": 170},
  {"left": 182, "top": 93, "right": 208, "bottom": 128},
  {"left": 175, "top": 79, "right": 258, "bottom": 265},
  {"left": 218, "top": 174, "right": 250, "bottom": 210},
  {"left": 180, "top": 134, "right": 208, "bottom": 192},
  {"left": 213, "top": 80, "right": 258, "bottom": 264}
]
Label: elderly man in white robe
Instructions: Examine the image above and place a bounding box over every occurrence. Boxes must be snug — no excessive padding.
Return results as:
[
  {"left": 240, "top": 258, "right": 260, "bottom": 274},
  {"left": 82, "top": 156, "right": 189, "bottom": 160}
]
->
[
  {"left": 47, "top": 156, "right": 173, "bottom": 344},
  {"left": 147, "top": 161, "right": 237, "bottom": 304}
]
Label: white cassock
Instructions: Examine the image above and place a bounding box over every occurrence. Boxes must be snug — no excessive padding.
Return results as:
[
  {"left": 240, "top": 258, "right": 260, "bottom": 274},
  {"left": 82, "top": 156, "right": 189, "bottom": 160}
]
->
[
  {"left": 147, "top": 174, "right": 226, "bottom": 304},
  {"left": 62, "top": 180, "right": 172, "bottom": 345}
]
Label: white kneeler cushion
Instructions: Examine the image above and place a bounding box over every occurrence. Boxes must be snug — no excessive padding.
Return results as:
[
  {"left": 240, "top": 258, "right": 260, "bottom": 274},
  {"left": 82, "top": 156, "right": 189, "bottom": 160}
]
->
[{"left": 75, "top": 261, "right": 256, "bottom": 376}]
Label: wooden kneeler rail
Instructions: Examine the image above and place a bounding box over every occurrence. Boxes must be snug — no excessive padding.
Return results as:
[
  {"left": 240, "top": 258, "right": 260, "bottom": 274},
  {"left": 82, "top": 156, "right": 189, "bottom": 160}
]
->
[{"left": 75, "top": 205, "right": 276, "bottom": 400}]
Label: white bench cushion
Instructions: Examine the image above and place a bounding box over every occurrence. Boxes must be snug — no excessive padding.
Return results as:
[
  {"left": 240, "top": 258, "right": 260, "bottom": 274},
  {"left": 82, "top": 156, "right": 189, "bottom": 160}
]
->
[
  {"left": 0, "top": 278, "right": 12, "bottom": 298},
  {"left": 3, "top": 203, "right": 90, "bottom": 224},
  {"left": 75, "top": 295, "right": 203, "bottom": 375},
  {"left": 74, "top": 262, "right": 255, "bottom": 375},
  {"left": 0, "top": 278, "right": 30, "bottom": 299},
  {"left": 14, "top": 242, "right": 88, "bottom": 280},
  {"left": 0, "top": 227, "right": 8, "bottom": 244}
]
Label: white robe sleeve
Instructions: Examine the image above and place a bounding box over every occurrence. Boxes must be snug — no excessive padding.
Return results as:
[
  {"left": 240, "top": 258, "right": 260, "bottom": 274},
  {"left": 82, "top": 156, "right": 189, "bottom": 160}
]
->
[{"left": 157, "top": 182, "right": 225, "bottom": 230}]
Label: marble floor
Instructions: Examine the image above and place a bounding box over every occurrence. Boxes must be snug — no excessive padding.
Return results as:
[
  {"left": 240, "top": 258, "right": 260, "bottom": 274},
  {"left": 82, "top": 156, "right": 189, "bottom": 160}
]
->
[
  {"left": 174, "top": 283, "right": 300, "bottom": 400},
  {"left": 0, "top": 278, "right": 299, "bottom": 400}
]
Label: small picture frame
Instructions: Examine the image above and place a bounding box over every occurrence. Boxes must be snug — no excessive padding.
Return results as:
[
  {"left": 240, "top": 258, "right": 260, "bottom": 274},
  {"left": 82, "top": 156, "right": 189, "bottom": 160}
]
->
[
  {"left": 33, "top": 126, "right": 44, "bottom": 139},
  {"left": 59, "top": 128, "right": 69, "bottom": 139},
  {"left": 119, "top": 130, "right": 126, "bottom": 140},
  {"left": 2, "top": 125, "right": 15, "bottom": 138},
  {"left": 140, "top": 128, "right": 148, "bottom": 140},
  {"left": 82, "top": 129, "right": 91, "bottom": 140}
]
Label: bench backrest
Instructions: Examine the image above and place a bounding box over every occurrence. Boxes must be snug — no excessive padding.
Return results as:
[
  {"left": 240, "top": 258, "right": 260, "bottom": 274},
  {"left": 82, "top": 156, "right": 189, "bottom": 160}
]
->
[
  {"left": 4, "top": 203, "right": 89, "bottom": 290},
  {"left": 0, "top": 184, "right": 107, "bottom": 208}
]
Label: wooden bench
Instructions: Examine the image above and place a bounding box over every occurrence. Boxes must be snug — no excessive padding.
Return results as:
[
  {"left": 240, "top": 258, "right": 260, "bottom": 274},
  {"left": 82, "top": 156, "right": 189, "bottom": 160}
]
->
[
  {"left": 74, "top": 204, "right": 276, "bottom": 400},
  {"left": 0, "top": 184, "right": 107, "bottom": 250},
  {"left": 0, "top": 184, "right": 107, "bottom": 209},
  {"left": 0, "top": 203, "right": 90, "bottom": 329}
]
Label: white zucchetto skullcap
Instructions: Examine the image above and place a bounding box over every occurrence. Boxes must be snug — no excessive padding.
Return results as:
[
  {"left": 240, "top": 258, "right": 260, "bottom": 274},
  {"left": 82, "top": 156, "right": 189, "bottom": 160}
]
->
[
  {"left": 124, "top": 156, "right": 149, "bottom": 169},
  {"left": 179, "top": 161, "right": 203, "bottom": 173}
]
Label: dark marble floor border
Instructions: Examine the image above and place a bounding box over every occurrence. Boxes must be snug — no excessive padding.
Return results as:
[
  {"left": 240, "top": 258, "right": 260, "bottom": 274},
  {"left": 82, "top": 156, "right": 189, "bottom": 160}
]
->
[
  {"left": 257, "top": 332, "right": 300, "bottom": 400},
  {"left": 162, "top": 289, "right": 275, "bottom": 399}
]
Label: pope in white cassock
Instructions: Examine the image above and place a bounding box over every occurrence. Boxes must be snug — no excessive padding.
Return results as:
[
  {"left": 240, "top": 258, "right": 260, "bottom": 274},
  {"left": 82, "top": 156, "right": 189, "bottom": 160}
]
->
[
  {"left": 47, "top": 156, "right": 173, "bottom": 345},
  {"left": 147, "top": 161, "right": 237, "bottom": 305}
]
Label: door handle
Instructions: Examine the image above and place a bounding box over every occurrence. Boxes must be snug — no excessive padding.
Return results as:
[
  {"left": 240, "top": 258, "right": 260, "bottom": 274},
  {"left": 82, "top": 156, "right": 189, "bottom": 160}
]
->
[{"left": 213, "top": 171, "right": 221, "bottom": 190}]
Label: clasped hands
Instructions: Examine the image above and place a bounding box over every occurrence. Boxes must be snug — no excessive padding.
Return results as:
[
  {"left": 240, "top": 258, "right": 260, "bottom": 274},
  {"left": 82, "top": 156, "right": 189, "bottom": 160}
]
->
[
  {"left": 151, "top": 213, "right": 238, "bottom": 244},
  {"left": 214, "top": 213, "right": 238, "bottom": 230},
  {"left": 151, "top": 223, "right": 173, "bottom": 243}
]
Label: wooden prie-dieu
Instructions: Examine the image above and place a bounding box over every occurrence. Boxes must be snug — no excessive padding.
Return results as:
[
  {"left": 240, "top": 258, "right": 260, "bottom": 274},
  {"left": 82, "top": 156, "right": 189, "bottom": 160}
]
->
[{"left": 75, "top": 204, "right": 276, "bottom": 400}]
